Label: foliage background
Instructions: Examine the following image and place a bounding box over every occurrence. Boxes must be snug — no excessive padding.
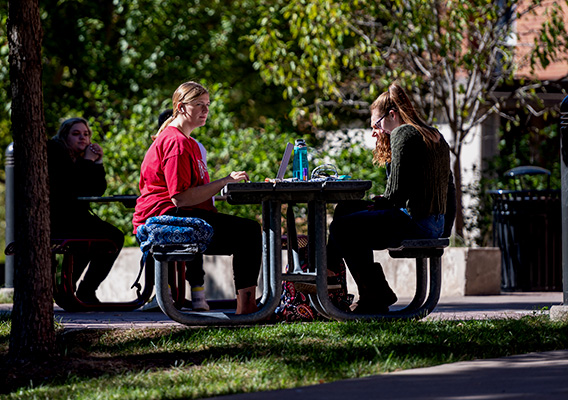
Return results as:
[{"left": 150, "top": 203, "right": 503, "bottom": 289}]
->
[
  {"left": 0, "top": 0, "right": 383, "bottom": 250},
  {"left": 0, "top": 0, "right": 566, "bottom": 254}
]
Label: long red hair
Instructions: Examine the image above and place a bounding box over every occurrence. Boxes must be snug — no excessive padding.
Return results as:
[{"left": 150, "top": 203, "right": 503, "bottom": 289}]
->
[{"left": 371, "top": 82, "right": 440, "bottom": 166}]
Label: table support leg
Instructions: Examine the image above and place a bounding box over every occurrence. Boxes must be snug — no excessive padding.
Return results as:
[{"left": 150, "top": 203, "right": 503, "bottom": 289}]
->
[
  {"left": 260, "top": 200, "right": 271, "bottom": 306},
  {"left": 311, "top": 200, "right": 338, "bottom": 318},
  {"left": 268, "top": 200, "right": 283, "bottom": 304},
  {"left": 286, "top": 204, "right": 303, "bottom": 274},
  {"left": 421, "top": 257, "right": 442, "bottom": 316},
  {"left": 390, "top": 258, "right": 428, "bottom": 315}
]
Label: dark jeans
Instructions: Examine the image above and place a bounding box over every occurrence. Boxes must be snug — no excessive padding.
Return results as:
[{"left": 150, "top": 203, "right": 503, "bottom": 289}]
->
[
  {"left": 327, "top": 200, "right": 444, "bottom": 303},
  {"left": 52, "top": 211, "right": 125, "bottom": 294},
  {"left": 167, "top": 208, "right": 262, "bottom": 291}
]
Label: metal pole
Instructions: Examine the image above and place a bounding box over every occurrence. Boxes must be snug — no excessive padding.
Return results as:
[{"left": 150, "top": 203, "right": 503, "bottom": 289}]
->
[
  {"left": 551, "top": 96, "right": 568, "bottom": 320},
  {"left": 4, "top": 142, "right": 14, "bottom": 288},
  {"left": 560, "top": 96, "right": 568, "bottom": 305}
]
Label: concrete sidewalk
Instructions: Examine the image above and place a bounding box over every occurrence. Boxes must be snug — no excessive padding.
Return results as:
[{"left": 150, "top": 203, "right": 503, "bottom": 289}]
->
[
  {"left": 0, "top": 291, "right": 564, "bottom": 329},
  {"left": 208, "top": 350, "right": 568, "bottom": 400}
]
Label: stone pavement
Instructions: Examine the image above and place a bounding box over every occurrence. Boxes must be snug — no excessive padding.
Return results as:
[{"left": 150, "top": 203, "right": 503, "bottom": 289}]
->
[
  {"left": 0, "top": 291, "right": 564, "bottom": 329},
  {"left": 1, "top": 291, "right": 567, "bottom": 399}
]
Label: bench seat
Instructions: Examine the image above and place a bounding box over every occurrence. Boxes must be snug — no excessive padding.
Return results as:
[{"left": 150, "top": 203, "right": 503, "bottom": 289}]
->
[
  {"left": 51, "top": 238, "right": 153, "bottom": 311},
  {"left": 151, "top": 245, "right": 275, "bottom": 325},
  {"left": 388, "top": 238, "right": 449, "bottom": 258},
  {"left": 310, "top": 238, "right": 450, "bottom": 321},
  {"left": 384, "top": 238, "right": 449, "bottom": 319}
]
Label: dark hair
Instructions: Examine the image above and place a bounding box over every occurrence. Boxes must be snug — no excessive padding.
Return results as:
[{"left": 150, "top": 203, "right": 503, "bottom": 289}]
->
[
  {"left": 53, "top": 117, "right": 92, "bottom": 159},
  {"left": 158, "top": 109, "right": 173, "bottom": 130}
]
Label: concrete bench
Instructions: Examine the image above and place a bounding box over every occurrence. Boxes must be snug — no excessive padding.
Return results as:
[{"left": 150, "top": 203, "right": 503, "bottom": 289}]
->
[
  {"left": 384, "top": 237, "right": 449, "bottom": 319},
  {"left": 149, "top": 243, "right": 200, "bottom": 310},
  {"left": 310, "top": 237, "right": 449, "bottom": 321},
  {"left": 151, "top": 244, "right": 276, "bottom": 325}
]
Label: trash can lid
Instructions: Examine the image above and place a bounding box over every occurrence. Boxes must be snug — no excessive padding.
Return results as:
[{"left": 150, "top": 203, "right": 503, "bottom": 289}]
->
[{"left": 504, "top": 166, "right": 551, "bottom": 177}]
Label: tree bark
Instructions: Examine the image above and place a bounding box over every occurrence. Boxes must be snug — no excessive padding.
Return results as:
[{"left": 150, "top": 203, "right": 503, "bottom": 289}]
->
[{"left": 8, "top": 0, "right": 55, "bottom": 359}]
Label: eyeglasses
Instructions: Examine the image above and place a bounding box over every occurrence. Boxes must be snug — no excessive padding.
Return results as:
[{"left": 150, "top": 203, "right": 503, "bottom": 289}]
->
[{"left": 372, "top": 111, "right": 389, "bottom": 130}]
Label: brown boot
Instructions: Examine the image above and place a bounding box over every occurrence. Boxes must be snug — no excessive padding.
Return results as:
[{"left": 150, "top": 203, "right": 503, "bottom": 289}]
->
[
  {"left": 353, "top": 262, "right": 397, "bottom": 313},
  {"left": 236, "top": 286, "right": 258, "bottom": 315}
]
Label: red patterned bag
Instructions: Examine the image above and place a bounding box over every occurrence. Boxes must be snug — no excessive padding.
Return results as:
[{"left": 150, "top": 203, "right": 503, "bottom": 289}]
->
[{"left": 274, "top": 237, "right": 353, "bottom": 322}]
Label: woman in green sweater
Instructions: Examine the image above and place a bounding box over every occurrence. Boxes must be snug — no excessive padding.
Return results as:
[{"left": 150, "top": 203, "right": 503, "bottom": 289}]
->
[{"left": 328, "top": 82, "right": 451, "bottom": 314}]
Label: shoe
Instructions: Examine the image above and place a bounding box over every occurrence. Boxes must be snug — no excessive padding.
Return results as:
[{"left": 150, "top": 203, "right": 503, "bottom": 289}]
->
[
  {"left": 352, "top": 300, "right": 389, "bottom": 314},
  {"left": 352, "top": 292, "right": 398, "bottom": 315},
  {"left": 191, "top": 287, "right": 210, "bottom": 311},
  {"left": 191, "top": 297, "right": 210, "bottom": 311},
  {"left": 75, "top": 288, "right": 101, "bottom": 304}
]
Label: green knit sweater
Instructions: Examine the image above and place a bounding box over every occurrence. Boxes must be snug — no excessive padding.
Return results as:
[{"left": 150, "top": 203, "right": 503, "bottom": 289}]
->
[{"left": 383, "top": 124, "right": 450, "bottom": 218}]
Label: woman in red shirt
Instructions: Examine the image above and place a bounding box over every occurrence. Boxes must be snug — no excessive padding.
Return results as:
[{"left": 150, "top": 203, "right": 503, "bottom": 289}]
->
[{"left": 133, "top": 81, "right": 261, "bottom": 314}]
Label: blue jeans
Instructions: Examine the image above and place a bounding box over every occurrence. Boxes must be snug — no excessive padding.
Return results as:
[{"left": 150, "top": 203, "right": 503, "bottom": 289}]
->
[{"left": 327, "top": 201, "right": 444, "bottom": 303}]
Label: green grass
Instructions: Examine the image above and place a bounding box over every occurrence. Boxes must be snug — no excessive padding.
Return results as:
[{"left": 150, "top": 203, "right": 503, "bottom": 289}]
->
[{"left": 1, "top": 314, "right": 567, "bottom": 399}]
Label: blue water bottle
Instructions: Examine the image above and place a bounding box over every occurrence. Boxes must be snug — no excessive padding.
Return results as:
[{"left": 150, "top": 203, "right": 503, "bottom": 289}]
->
[{"left": 292, "top": 139, "right": 309, "bottom": 181}]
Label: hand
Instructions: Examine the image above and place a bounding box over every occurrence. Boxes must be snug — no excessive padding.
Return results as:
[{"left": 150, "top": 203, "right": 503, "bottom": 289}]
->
[
  {"left": 84, "top": 142, "right": 104, "bottom": 164},
  {"left": 227, "top": 171, "right": 250, "bottom": 183}
]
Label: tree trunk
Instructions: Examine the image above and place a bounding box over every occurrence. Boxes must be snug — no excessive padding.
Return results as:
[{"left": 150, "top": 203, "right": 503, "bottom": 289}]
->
[
  {"left": 8, "top": 0, "right": 55, "bottom": 359},
  {"left": 453, "top": 154, "right": 464, "bottom": 241}
]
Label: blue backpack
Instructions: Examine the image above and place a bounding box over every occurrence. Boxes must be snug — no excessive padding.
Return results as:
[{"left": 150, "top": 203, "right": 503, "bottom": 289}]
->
[{"left": 132, "top": 215, "right": 214, "bottom": 293}]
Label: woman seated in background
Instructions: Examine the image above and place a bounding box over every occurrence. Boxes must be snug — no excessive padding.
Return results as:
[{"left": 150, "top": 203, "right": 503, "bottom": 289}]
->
[
  {"left": 327, "top": 82, "right": 452, "bottom": 314},
  {"left": 47, "top": 117, "right": 125, "bottom": 304}
]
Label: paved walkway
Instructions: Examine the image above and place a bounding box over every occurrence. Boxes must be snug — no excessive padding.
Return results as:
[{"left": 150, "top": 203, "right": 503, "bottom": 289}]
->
[
  {"left": 0, "top": 291, "right": 563, "bottom": 328},
  {"left": 208, "top": 349, "right": 568, "bottom": 400},
  {"left": 1, "top": 292, "right": 567, "bottom": 399}
]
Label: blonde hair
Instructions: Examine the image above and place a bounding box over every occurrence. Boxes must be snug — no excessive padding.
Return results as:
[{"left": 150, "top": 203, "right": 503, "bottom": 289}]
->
[
  {"left": 153, "top": 81, "right": 209, "bottom": 139},
  {"left": 371, "top": 82, "right": 439, "bottom": 165}
]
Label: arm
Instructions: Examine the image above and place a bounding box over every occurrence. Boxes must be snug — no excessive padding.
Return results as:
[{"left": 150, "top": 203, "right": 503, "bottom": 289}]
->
[
  {"left": 74, "top": 158, "right": 107, "bottom": 196},
  {"left": 47, "top": 140, "right": 73, "bottom": 201},
  {"left": 370, "top": 162, "right": 394, "bottom": 210},
  {"left": 383, "top": 127, "right": 423, "bottom": 207},
  {"left": 171, "top": 171, "right": 249, "bottom": 208},
  {"left": 162, "top": 134, "right": 250, "bottom": 208},
  {"left": 47, "top": 140, "right": 106, "bottom": 198}
]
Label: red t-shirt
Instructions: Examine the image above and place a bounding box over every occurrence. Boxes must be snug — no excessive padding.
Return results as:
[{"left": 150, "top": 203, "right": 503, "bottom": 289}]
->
[{"left": 132, "top": 126, "right": 216, "bottom": 233}]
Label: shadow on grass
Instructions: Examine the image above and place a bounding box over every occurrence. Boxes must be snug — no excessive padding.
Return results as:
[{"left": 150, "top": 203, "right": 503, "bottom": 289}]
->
[
  {"left": 1, "top": 317, "right": 567, "bottom": 396},
  {"left": 0, "top": 329, "right": 209, "bottom": 394}
]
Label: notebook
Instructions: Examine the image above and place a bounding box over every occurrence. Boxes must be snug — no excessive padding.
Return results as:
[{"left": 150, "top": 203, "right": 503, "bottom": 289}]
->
[{"left": 275, "top": 142, "right": 294, "bottom": 180}]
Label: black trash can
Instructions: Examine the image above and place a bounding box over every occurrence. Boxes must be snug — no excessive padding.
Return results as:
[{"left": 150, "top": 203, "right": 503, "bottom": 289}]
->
[{"left": 490, "top": 166, "right": 562, "bottom": 292}]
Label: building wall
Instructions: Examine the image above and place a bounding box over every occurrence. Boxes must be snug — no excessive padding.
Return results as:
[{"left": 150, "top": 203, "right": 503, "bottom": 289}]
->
[{"left": 515, "top": 0, "right": 568, "bottom": 80}]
